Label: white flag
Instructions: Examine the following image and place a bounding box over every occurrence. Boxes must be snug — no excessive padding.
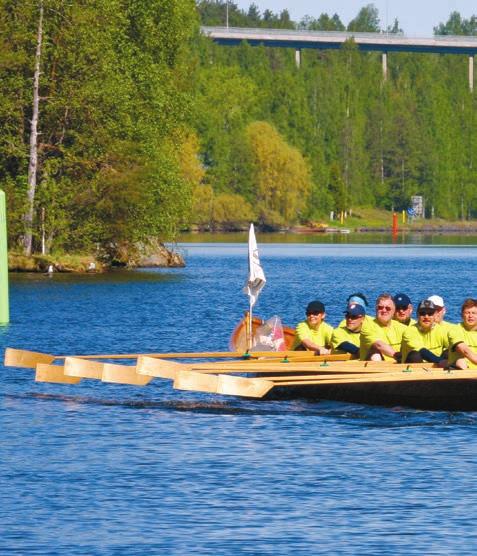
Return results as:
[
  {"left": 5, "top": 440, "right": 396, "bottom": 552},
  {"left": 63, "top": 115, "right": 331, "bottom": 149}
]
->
[{"left": 243, "top": 223, "right": 266, "bottom": 308}]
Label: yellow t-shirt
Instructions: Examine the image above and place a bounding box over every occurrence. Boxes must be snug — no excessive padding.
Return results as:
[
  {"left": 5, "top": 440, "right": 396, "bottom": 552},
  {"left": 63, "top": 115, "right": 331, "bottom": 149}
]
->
[
  {"left": 448, "top": 323, "right": 477, "bottom": 369},
  {"left": 292, "top": 321, "right": 334, "bottom": 350},
  {"left": 439, "top": 320, "right": 456, "bottom": 335},
  {"left": 401, "top": 323, "right": 449, "bottom": 363},
  {"left": 360, "top": 318, "right": 406, "bottom": 361},
  {"left": 331, "top": 325, "right": 361, "bottom": 358}
]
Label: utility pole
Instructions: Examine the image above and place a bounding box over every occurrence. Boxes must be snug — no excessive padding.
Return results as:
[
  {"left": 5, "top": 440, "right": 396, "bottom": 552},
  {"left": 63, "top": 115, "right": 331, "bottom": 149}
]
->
[{"left": 226, "top": 1, "right": 229, "bottom": 28}]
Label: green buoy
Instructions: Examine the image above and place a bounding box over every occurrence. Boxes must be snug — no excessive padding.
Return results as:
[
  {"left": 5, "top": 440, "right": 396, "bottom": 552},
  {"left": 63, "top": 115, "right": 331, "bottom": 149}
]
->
[{"left": 0, "top": 191, "right": 9, "bottom": 323}]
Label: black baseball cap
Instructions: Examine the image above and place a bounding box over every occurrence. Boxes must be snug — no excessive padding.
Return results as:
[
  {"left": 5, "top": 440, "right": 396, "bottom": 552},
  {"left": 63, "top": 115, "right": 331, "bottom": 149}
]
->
[
  {"left": 393, "top": 293, "right": 411, "bottom": 309},
  {"left": 417, "top": 300, "right": 436, "bottom": 313},
  {"left": 306, "top": 300, "right": 325, "bottom": 314}
]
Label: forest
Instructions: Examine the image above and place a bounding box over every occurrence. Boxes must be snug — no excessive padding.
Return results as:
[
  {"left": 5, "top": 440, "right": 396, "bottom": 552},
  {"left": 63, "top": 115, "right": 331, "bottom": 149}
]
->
[{"left": 1, "top": 1, "right": 477, "bottom": 259}]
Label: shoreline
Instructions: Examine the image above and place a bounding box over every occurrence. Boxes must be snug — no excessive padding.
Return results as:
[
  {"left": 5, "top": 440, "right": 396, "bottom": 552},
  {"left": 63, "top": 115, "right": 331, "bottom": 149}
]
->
[
  {"left": 8, "top": 244, "right": 185, "bottom": 274},
  {"left": 9, "top": 226, "right": 477, "bottom": 273}
]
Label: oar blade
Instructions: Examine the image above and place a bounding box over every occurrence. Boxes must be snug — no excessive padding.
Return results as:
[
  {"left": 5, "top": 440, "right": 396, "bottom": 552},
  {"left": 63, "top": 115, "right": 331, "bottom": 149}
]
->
[
  {"left": 173, "top": 370, "right": 273, "bottom": 398},
  {"left": 174, "top": 370, "right": 219, "bottom": 393},
  {"left": 216, "top": 375, "right": 273, "bottom": 398},
  {"left": 5, "top": 348, "right": 55, "bottom": 368},
  {"left": 137, "top": 356, "right": 189, "bottom": 379},
  {"left": 35, "top": 364, "right": 81, "bottom": 384},
  {"left": 102, "top": 363, "right": 152, "bottom": 386},
  {"left": 64, "top": 357, "right": 103, "bottom": 379}
]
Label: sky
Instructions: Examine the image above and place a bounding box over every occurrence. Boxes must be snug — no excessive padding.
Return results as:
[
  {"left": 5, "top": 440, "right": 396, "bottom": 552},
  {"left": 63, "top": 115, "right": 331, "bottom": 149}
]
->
[{"left": 234, "top": 1, "right": 477, "bottom": 37}]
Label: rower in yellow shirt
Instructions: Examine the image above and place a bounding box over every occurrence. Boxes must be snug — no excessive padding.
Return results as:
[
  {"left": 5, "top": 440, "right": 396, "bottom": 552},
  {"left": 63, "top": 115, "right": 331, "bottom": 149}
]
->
[
  {"left": 393, "top": 293, "right": 416, "bottom": 326},
  {"left": 292, "top": 300, "right": 333, "bottom": 355},
  {"left": 426, "top": 295, "right": 454, "bottom": 334},
  {"left": 401, "top": 300, "right": 449, "bottom": 364},
  {"left": 360, "top": 293, "right": 406, "bottom": 361},
  {"left": 332, "top": 303, "right": 365, "bottom": 358},
  {"left": 448, "top": 298, "right": 477, "bottom": 369},
  {"left": 337, "top": 292, "right": 373, "bottom": 327}
]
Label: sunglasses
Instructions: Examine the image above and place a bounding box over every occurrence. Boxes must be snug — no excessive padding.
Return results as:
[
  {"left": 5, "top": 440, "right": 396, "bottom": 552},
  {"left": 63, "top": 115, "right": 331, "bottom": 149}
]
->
[
  {"left": 377, "top": 305, "right": 393, "bottom": 311},
  {"left": 418, "top": 310, "right": 435, "bottom": 317},
  {"left": 395, "top": 305, "right": 409, "bottom": 311},
  {"left": 307, "top": 311, "right": 322, "bottom": 316},
  {"left": 346, "top": 314, "right": 362, "bottom": 320}
]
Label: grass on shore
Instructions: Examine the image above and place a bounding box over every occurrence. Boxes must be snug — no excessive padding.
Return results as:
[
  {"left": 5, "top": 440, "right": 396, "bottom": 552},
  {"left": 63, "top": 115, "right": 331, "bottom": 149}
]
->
[
  {"left": 8, "top": 251, "right": 101, "bottom": 273},
  {"left": 329, "top": 207, "right": 477, "bottom": 230}
]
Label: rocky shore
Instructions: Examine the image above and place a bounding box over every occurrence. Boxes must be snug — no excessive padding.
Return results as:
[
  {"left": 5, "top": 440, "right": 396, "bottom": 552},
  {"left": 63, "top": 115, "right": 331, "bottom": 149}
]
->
[{"left": 8, "top": 243, "right": 185, "bottom": 273}]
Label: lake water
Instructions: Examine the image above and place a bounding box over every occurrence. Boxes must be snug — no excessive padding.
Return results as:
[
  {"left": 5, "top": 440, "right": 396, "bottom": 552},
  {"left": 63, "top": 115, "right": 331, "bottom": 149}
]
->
[{"left": 2, "top": 241, "right": 477, "bottom": 555}]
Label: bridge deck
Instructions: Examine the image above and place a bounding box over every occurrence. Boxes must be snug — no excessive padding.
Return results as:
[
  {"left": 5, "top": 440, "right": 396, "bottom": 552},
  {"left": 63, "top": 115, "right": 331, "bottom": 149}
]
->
[{"left": 202, "top": 26, "right": 477, "bottom": 55}]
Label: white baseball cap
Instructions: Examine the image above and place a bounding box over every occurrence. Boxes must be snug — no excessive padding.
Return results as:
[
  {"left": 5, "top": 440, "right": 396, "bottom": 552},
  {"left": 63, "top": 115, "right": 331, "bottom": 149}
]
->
[{"left": 427, "top": 295, "right": 444, "bottom": 308}]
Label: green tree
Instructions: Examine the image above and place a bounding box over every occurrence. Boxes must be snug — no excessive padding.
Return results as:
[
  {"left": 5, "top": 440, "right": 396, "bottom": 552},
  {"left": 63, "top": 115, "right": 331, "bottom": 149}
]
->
[
  {"left": 347, "top": 4, "right": 380, "bottom": 33},
  {"left": 245, "top": 121, "right": 312, "bottom": 226}
]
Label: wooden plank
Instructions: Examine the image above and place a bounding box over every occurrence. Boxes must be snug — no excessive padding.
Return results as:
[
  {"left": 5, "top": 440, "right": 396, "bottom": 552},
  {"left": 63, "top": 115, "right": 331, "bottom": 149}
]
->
[
  {"left": 102, "top": 363, "right": 152, "bottom": 386},
  {"left": 274, "top": 368, "right": 477, "bottom": 386},
  {"left": 35, "top": 364, "right": 81, "bottom": 384},
  {"left": 64, "top": 357, "right": 103, "bottom": 379}
]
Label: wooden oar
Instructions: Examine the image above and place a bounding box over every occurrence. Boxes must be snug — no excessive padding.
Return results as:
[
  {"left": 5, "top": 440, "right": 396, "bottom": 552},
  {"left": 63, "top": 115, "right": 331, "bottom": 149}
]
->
[
  {"left": 172, "top": 367, "right": 477, "bottom": 398},
  {"left": 273, "top": 368, "right": 477, "bottom": 386},
  {"left": 60, "top": 357, "right": 154, "bottom": 386},
  {"left": 136, "top": 356, "right": 415, "bottom": 379},
  {"left": 102, "top": 362, "right": 152, "bottom": 386},
  {"left": 5, "top": 347, "right": 342, "bottom": 369},
  {"left": 173, "top": 370, "right": 273, "bottom": 398},
  {"left": 35, "top": 364, "right": 81, "bottom": 384},
  {"left": 5, "top": 348, "right": 55, "bottom": 368},
  {"left": 64, "top": 357, "right": 104, "bottom": 379}
]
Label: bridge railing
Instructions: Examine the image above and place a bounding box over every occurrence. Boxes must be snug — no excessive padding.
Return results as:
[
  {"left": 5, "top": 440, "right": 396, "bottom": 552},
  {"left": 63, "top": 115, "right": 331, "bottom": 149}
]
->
[{"left": 201, "top": 26, "right": 477, "bottom": 45}]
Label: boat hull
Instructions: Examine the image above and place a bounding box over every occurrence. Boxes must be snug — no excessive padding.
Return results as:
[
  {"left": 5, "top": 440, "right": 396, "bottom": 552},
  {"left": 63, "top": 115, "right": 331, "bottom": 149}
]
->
[{"left": 267, "top": 379, "right": 477, "bottom": 411}]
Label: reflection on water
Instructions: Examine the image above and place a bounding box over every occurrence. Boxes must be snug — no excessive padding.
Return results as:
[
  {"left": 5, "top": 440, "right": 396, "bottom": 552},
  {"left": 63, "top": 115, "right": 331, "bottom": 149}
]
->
[
  {"left": 178, "top": 230, "right": 477, "bottom": 245},
  {"left": 2, "top": 243, "right": 477, "bottom": 555}
]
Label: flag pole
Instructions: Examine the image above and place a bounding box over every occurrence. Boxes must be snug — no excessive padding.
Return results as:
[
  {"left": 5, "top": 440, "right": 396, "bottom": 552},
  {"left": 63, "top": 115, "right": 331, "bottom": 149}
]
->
[
  {"left": 243, "top": 223, "right": 266, "bottom": 352},
  {"left": 248, "top": 300, "right": 253, "bottom": 351}
]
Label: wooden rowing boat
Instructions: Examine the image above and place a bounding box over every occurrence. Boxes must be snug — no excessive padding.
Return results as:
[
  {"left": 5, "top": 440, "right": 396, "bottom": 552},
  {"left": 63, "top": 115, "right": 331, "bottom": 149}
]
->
[
  {"left": 7, "top": 317, "right": 477, "bottom": 410},
  {"left": 6, "top": 345, "right": 477, "bottom": 410}
]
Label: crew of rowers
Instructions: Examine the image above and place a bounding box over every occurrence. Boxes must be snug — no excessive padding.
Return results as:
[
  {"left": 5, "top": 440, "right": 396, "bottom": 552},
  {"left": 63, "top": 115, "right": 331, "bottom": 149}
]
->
[{"left": 292, "top": 293, "right": 477, "bottom": 370}]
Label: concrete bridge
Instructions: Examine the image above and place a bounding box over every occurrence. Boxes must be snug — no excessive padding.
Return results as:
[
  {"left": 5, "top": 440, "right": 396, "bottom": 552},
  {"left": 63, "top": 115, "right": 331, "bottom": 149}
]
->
[{"left": 201, "top": 26, "right": 477, "bottom": 90}]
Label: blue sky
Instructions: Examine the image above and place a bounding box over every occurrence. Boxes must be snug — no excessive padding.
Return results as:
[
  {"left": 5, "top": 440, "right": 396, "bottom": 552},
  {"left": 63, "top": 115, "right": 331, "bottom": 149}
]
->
[{"left": 234, "top": 1, "right": 477, "bottom": 37}]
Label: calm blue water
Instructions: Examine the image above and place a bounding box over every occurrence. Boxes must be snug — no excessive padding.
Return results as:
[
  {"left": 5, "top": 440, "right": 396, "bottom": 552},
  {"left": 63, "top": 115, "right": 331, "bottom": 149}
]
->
[{"left": 2, "top": 243, "right": 477, "bottom": 555}]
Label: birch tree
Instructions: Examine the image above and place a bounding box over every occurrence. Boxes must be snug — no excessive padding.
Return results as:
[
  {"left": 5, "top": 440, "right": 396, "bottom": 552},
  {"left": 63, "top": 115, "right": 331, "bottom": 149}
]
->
[{"left": 24, "top": 1, "right": 43, "bottom": 256}]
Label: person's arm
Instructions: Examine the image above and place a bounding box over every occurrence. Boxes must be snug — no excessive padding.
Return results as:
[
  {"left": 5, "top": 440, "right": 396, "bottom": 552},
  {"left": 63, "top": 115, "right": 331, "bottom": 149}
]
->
[
  {"left": 418, "top": 348, "right": 441, "bottom": 364},
  {"left": 337, "top": 341, "right": 359, "bottom": 355},
  {"left": 455, "top": 342, "right": 477, "bottom": 365},
  {"left": 300, "top": 338, "right": 330, "bottom": 354},
  {"left": 372, "top": 340, "right": 400, "bottom": 360},
  {"left": 295, "top": 322, "right": 330, "bottom": 354}
]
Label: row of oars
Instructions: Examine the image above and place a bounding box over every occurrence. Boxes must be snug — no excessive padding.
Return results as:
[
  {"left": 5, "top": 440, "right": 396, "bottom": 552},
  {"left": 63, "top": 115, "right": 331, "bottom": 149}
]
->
[{"left": 5, "top": 347, "right": 477, "bottom": 398}]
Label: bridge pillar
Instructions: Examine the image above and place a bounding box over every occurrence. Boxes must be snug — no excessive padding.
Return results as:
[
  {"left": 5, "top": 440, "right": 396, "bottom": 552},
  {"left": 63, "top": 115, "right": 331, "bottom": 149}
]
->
[
  {"left": 295, "top": 48, "right": 301, "bottom": 68},
  {"left": 382, "top": 52, "right": 388, "bottom": 81},
  {"left": 469, "top": 55, "right": 474, "bottom": 92}
]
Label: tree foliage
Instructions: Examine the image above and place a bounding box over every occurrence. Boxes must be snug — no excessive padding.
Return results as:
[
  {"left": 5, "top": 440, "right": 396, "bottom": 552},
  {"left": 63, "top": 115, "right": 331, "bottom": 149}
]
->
[{"left": 2, "top": 0, "right": 477, "bottom": 254}]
